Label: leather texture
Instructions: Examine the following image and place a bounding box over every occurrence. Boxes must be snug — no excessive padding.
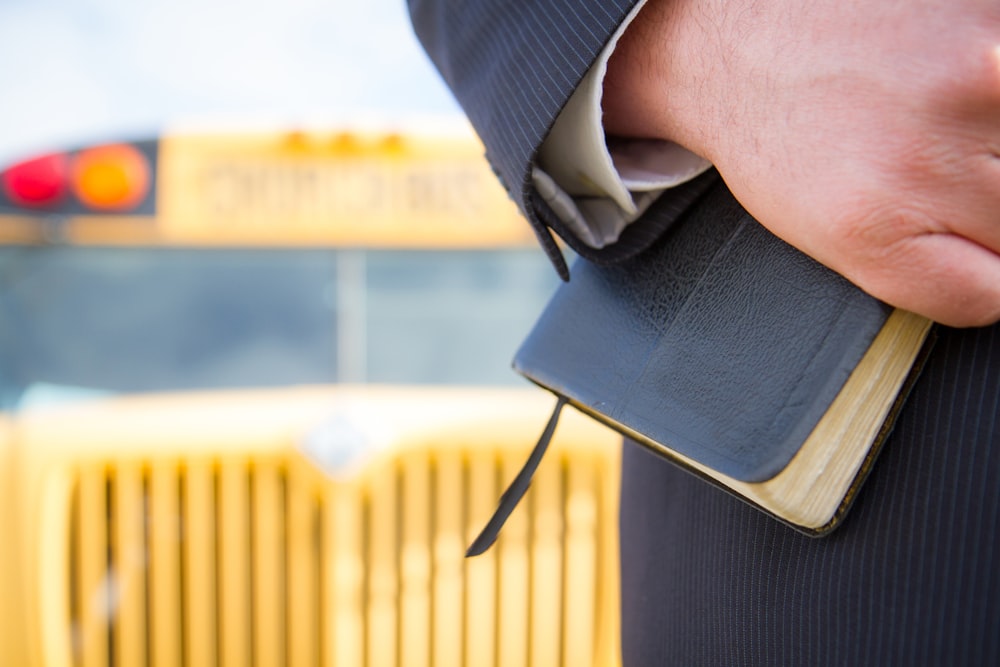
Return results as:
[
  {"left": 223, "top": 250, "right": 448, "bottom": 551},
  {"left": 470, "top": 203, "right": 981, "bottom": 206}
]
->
[{"left": 514, "top": 181, "right": 892, "bottom": 482}]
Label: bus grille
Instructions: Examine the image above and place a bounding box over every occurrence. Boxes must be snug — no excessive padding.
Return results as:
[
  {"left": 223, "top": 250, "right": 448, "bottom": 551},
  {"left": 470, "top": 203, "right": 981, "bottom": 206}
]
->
[{"left": 67, "top": 450, "right": 615, "bottom": 667}]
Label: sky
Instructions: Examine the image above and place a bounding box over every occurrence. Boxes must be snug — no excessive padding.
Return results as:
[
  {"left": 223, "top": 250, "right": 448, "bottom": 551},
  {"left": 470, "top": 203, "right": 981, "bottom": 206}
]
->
[{"left": 0, "top": 0, "right": 462, "bottom": 163}]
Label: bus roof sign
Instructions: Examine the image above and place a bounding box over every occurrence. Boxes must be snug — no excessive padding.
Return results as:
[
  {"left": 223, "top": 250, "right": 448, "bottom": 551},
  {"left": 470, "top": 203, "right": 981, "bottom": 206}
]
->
[{"left": 0, "top": 127, "right": 537, "bottom": 249}]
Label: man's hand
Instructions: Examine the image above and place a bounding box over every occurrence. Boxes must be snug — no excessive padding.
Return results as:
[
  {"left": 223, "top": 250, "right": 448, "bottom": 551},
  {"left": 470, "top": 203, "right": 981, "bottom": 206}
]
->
[{"left": 602, "top": 0, "right": 1000, "bottom": 327}]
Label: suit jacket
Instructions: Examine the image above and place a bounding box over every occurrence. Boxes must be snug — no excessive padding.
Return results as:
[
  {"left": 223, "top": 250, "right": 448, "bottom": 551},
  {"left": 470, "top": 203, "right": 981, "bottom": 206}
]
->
[
  {"left": 408, "top": 4, "right": 1000, "bottom": 665},
  {"left": 408, "top": 0, "right": 715, "bottom": 279}
]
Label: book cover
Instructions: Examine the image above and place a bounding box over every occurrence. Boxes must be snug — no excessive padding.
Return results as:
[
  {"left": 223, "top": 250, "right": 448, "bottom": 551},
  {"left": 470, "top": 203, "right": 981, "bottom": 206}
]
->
[{"left": 513, "top": 183, "right": 933, "bottom": 535}]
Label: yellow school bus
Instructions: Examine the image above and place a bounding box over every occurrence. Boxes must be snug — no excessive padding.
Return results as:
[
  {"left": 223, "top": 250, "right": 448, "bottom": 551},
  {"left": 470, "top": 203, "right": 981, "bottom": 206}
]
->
[{"left": 0, "top": 124, "right": 622, "bottom": 667}]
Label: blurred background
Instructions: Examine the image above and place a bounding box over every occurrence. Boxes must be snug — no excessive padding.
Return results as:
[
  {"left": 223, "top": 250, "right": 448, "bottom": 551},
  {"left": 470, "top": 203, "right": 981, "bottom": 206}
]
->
[
  {"left": 0, "top": 0, "right": 460, "bottom": 164},
  {"left": 0, "top": 0, "right": 555, "bottom": 403},
  {"left": 0, "top": 2, "right": 624, "bottom": 666}
]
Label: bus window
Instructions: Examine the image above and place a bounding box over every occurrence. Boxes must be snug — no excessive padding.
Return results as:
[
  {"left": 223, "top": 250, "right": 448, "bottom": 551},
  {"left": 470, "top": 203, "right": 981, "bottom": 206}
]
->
[{"left": 0, "top": 245, "right": 558, "bottom": 410}]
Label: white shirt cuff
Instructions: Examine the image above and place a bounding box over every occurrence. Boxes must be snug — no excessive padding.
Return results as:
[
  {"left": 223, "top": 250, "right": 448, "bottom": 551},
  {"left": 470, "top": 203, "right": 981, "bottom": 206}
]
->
[{"left": 534, "top": 0, "right": 712, "bottom": 248}]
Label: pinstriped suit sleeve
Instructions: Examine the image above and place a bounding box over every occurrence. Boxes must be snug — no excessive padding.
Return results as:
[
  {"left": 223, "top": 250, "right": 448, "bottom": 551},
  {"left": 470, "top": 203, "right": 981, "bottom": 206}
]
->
[{"left": 407, "top": 0, "right": 659, "bottom": 275}]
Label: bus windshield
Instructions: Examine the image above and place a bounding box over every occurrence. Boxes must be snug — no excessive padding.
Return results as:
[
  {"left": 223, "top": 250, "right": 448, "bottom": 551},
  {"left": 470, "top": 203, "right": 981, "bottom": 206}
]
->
[{"left": 0, "top": 245, "right": 558, "bottom": 411}]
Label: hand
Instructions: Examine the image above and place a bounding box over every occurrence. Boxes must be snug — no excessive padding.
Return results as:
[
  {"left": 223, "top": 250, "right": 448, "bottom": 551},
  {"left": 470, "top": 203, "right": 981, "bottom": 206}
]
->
[{"left": 602, "top": 0, "right": 1000, "bottom": 327}]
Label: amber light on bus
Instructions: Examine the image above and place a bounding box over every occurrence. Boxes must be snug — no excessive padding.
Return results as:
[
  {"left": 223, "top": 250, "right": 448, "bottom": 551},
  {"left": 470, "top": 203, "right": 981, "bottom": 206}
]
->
[
  {"left": 72, "top": 144, "right": 150, "bottom": 211},
  {"left": 0, "top": 153, "right": 70, "bottom": 208}
]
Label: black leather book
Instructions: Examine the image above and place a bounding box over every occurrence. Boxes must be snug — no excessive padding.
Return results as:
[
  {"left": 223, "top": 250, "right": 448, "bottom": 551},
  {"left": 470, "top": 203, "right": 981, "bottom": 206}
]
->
[{"left": 512, "top": 182, "right": 933, "bottom": 536}]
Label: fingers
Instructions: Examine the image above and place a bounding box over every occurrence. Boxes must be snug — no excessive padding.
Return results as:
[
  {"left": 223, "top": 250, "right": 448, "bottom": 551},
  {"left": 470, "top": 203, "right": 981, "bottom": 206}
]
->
[
  {"left": 796, "top": 141, "right": 1000, "bottom": 328},
  {"left": 847, "top": 231, "right": 1000, "bottom": 328},
  {"left": 606, "top": 0, "right": 1000, "bottom": 328},
  {"left": 752, "top": 165, "right": 1000, "bottom": 328},
  {"left": 909, "top": 151, "right": 1000, "bottom": 266}
]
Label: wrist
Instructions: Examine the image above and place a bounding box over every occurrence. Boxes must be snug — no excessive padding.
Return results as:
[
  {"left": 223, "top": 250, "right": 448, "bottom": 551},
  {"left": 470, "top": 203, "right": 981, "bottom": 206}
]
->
[{"left": 601, "top": 0, "right": 718, "bottom": 159}]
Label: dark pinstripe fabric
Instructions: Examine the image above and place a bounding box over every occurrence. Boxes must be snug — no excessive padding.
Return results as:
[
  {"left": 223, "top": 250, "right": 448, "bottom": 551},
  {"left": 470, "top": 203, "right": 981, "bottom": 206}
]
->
[
  {"left": 620, "top": 323, "right": 1000, "bottom": 666},
  {"left": 408, "top": 0, "right": 635, "bottom": 204},
  {"left": 407, "top": 0, "right": 672, "bottom": 276},
  {"left": 408, "top": 4, "right": 1000, "bottom": 664}
]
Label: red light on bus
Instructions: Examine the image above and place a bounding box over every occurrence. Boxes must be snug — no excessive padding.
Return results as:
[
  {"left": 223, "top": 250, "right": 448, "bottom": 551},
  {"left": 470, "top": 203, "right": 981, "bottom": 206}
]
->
[
  {"left": 1, "top": 153, "right": 70, "bottom": 207},
  {"left": 72, "top": 144, "right": 150, "bottom": 211}
]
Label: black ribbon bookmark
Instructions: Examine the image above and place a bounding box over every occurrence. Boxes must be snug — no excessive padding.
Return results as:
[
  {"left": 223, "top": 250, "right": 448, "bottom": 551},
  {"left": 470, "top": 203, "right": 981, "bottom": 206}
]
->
[{"left": 465, "top": 396, "right": 568, "bottom": 557}]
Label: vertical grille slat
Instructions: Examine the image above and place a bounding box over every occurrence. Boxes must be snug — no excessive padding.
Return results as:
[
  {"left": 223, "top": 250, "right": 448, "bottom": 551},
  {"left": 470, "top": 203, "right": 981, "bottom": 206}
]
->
[
  {"left": 251, "top": 461, "right": 286, "bottom": 667},
  {"left": 399, "top": 454, "right": 432, "bottom": 667},
  {"left": 463, "top": 454, "right": 497, "bottom": 667},
  {"left": 183, "top": 460, "right": 218, "bottom": 667},
  {"left": 287, "top": 466, "right": 320, "bottom": 667},
  {"left": 148, "top": 464, "right": 182, "bottom": 667},
  {"left": 431, "top": 451, "right": 464, "bottom": 667},
  {"left": 325, "top": 483, "right": 365, "bottom": 667},
  {"left": 528, "top": 457, "right": 564, "bottom": 667},
  {"left": 497, "top": 454, "right": 530, "bottom": 667},
  {"left": 112, "top": 463, "right": 148, "bottom": 667},
  {"left": 74, "top": 467, "right": 110, "bottom": 667},
  {"left": 562, "top": 463, "right": 599, "bottom": 667},
  {"left": 218, "top": 461, "right": 251, "bottom": 667},
  {"left": 366, "top": 463, "right": 399, "bottom": 667},
  {"left": 66, "top": 442, "right": 616, "bottom": 667}
]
